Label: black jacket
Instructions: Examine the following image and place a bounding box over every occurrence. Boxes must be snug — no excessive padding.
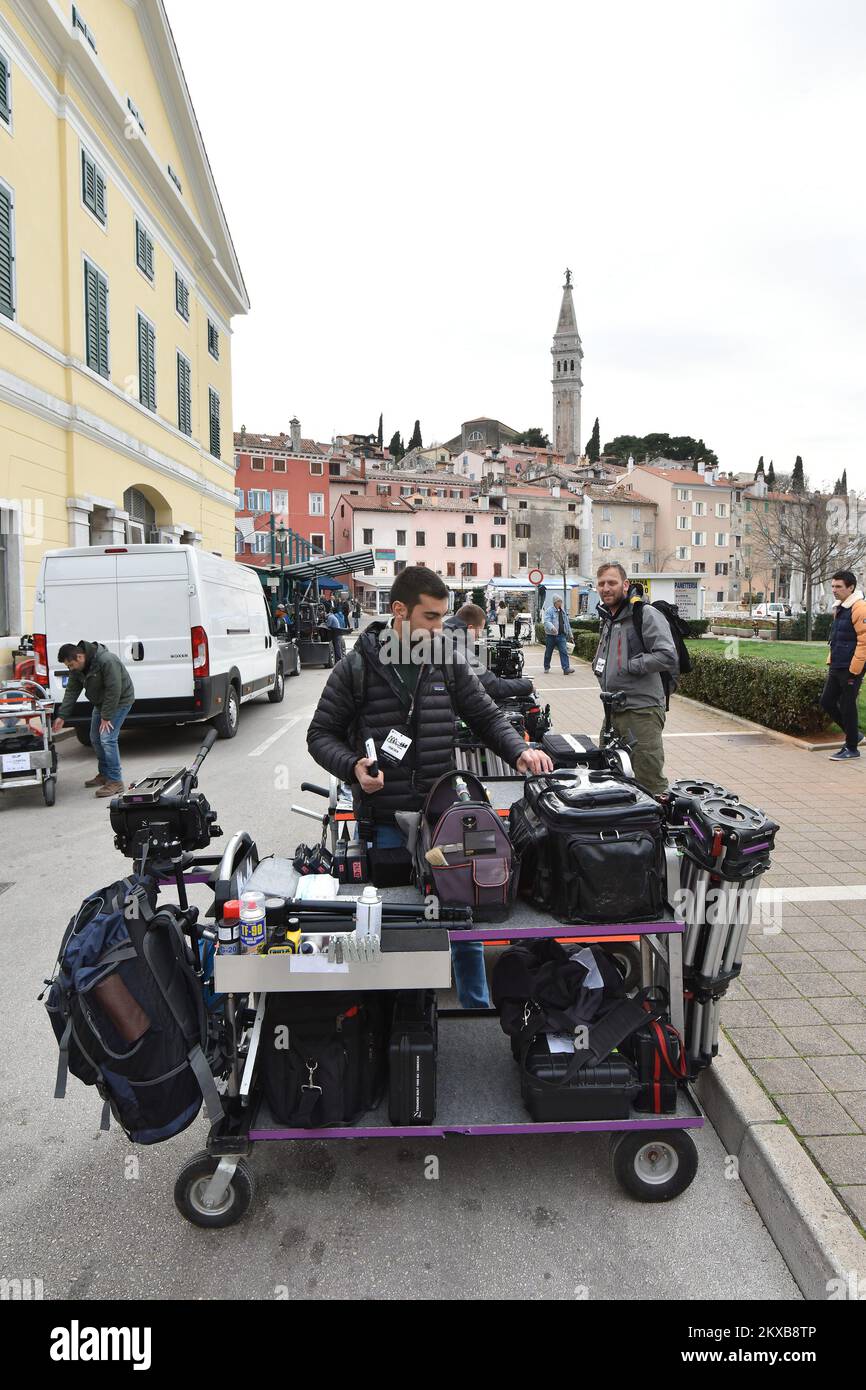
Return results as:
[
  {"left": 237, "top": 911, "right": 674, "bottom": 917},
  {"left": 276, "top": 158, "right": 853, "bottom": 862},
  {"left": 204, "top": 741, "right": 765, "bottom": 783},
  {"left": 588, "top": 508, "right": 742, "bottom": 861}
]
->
[
  {"left": 307, "top": 620, "right": 528, "bottom": 823},
  {"left": 443, "top": 616, "right": 533, "bottom": 700}
]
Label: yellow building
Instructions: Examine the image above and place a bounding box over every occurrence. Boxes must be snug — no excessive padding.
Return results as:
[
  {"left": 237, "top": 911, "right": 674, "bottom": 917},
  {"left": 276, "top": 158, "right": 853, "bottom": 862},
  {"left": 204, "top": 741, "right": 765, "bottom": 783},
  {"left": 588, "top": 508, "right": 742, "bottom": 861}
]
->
[{"left": 0, "top": 0, "right": 248, "bottom": 672}]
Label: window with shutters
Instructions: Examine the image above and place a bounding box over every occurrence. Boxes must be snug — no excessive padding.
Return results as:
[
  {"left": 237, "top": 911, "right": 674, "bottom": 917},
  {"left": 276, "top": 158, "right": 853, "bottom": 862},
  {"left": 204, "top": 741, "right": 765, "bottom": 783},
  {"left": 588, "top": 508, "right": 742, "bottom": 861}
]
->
[
  {"left": 462, "top": 533, "right": 477, "bottom": 547},
  {"left": 83, "top": 259, "right": 109, "bottom": 377},
  {"left": 273, "top": 490, "right": 288, "bottom": 513},
  {"left": 518, "top": 551, "right": 528, "bottom": 568},
  {"left": 248, "top": 490, "right": 270, "bottom": 513},
  {"left": 599, "top": 534, "right": 613, "bottom": 549},
  {"left": 692, "top": 531, "right": 705, "bottom": 546},
  {"left": 564, "top": 524, "right": 578, "bottom": 539},
  {"left": 234, "top": 488, "right": 244, "bottom": 509},
  {"left": 462, "top": 562, "right": 477, "bottom": 578},
  {"left": 176, "top": 352, "right": 192, "bottom": 435},
  {"left": 632, "top": 534, "right": 640, "bottom": 549},
  {"left": 416, "top": 531, "right": 425, "bottom": 546},
  {"left": 175, "top": 271, "right": 189, "bottom": 321},
  {"left": 493, "top": 513, "right": 506, "bottom": 524},
  {"left": 309, "top": 494, "right": 324, "bottom": 516},
  {"left": 273, "top": 457, "right": 286, "bottom": 471},
  {"left": 207, "top": 319, "right": 219, "bottom": 360},
  {"left": 447, "top": 562, "right": 456, "bottom": 577},
  {"left": 81, "top": 148, "right": 107, "bottom": 224},
  {"left": 208, "top": 387, "right": 221, "bottom": 459},
  {"left": 515, "top": 524, "right": 531, "bottom": 539},
  {"left": 72, "top": 7, "right": 97, "bottom": 51},
  {"left": 137, "top": 314, "right": 156, "bottom": 411},
  {"left": 309, "top": 460, "right": 323, "bottom": 475},
  {"left": 135, "top": 220, "right": 154, "bottom": 281},
  {"left": 490, "top": 534, "right": 506, "bottom": 548},
  {"left": 396, "top": 530, "right": 406, "bottom": 546},
  {"left": 446, "top": 532, "right": 455, "bottom": 547},
  {"left": 251, "top": 457, "right": 264, "bottom": 471},
  {"left": 0, "top": 181, "right": 15, "bottom": 321},
  {"left": 0, "top": 49, "right": 12, "bottom": 128}
]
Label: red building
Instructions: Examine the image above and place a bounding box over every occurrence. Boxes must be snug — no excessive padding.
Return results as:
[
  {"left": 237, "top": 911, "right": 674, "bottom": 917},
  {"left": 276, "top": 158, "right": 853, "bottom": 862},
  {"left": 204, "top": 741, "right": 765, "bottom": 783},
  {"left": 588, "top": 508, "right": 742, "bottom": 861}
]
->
[{"left": 233, "top": 420, "right": 333, "bottom": 565}]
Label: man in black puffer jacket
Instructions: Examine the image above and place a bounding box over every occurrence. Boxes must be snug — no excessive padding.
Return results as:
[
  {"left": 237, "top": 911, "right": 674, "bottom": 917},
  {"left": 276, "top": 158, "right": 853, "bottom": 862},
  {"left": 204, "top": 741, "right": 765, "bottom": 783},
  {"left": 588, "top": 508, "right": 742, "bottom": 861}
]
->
[
  {"left": 444, "top": 604, "right": 535, "bottom": 701},
  {"left": 307, "top": 567, "right": 553, "bottom": 1007}
]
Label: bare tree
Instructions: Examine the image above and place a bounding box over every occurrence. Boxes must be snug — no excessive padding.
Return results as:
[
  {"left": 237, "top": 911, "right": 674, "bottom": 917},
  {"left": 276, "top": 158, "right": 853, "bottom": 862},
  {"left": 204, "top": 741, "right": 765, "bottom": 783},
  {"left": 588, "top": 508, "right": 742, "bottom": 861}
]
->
[{"left": 751, "top": 492, "right": 866, "bottom": 638}]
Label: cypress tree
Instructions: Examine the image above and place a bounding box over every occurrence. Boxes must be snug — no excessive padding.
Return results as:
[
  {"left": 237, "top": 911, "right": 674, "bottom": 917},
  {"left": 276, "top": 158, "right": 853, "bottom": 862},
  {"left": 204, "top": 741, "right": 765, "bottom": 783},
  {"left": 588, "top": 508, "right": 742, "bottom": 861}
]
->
[
  {"left": 388, "top": 430, "right": 404, "bottom": 462},
  {"left": 754, "top": 455, "right": 764, "bottom": 479},
  {"left": 841, "top": 468, "right": 848, "bottom": 494},
  {"left": 407, "top": 420, "right": 422, "bottom": 452},
  {"left": 586, "top": 417, "right": 601, "bottom": 462},
  {"left": 377, "top": 413, "right": 383, "bottom": 449},
  {"left": 792, "top": 455, "right": 805, "bottom": 493},
  {"left": 766, "top": 460, "right": 776, "bottom": 489}
]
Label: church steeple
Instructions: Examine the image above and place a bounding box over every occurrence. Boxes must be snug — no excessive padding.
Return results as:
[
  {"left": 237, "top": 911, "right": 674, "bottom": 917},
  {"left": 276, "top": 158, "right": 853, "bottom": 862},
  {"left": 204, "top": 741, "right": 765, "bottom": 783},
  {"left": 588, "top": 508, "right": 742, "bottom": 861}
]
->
[{"left": 551, "top": 269, "right": 583, "bottom": 462}]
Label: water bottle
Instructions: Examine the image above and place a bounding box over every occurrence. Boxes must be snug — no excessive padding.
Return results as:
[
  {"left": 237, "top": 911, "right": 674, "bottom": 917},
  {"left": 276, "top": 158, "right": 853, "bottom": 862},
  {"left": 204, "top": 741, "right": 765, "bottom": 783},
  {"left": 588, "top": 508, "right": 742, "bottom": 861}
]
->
[
  {"left": 355, "top": 884, "right": 382, "bottom": 940},
  {"left": 239, "top": 890, "right": 266, "bottom": 953}
]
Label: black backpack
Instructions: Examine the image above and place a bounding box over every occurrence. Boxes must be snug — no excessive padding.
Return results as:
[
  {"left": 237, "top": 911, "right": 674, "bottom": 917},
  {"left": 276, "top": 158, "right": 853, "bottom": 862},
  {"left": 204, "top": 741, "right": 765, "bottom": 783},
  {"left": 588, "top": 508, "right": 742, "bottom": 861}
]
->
[
  {"left": 43, "top": 875, "right": 224, "bottom": 1144},
  {"left": 632, "top": 599, "right": 692, "bottom": 709}
]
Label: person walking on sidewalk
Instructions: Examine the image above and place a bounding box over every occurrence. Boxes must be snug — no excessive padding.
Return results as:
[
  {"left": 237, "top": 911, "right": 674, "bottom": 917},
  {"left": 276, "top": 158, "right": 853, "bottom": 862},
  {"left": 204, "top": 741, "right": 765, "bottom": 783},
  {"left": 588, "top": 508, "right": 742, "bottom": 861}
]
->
[
  {"left": 52, "top": 640, "right": 135, "bottom": 796},
  {"left": 592, "top": 563, "right": 678, "bottom": 794},
  {"left": 496, "top": 601, "right": 509, "bottom": 637},
  {"left": 352, "top": 599, "right": 362, "bottom": 631},
  {"left": 820, "top": 570, "right": 866, "bottom": 761},
  {"left": 542, "top": 598, "right": 574, "bottom": 675}
]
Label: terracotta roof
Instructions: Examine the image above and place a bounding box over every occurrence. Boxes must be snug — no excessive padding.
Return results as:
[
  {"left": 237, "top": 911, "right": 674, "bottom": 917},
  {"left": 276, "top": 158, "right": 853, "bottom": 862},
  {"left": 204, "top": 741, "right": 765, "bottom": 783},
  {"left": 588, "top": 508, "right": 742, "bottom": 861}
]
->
[
  {"left": 632, "top": 466, "right": 728, "bottom": 487},
  {"left": 334, "top": 496, "right": 499, "bottom": 516},
  {"left": 234, "top": 431, "right": 326, "bottom": 456},
  {"left": 583, "top": 486, "right": 658, "bottom": 506}
]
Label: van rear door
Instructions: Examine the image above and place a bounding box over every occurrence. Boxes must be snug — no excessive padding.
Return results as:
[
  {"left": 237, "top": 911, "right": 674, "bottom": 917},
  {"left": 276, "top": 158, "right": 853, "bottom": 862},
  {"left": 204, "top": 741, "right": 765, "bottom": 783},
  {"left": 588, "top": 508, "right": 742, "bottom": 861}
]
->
[
  {"left": 43, "top": 552, "right": 120, "bottom": 704},
  {"left": 115, "top": 548, "right": 194, "bottom": 701}
]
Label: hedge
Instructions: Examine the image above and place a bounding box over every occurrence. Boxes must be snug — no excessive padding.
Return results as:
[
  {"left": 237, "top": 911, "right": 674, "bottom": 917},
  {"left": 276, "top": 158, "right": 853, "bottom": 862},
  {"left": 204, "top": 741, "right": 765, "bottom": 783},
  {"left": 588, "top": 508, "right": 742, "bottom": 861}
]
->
[{"left": 677, "top": 649, "right": 831, "bottom": 736}]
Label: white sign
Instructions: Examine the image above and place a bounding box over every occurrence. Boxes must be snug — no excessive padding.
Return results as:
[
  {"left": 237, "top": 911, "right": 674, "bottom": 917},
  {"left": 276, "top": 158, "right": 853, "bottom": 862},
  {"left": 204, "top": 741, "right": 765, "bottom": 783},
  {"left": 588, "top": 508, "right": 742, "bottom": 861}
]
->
[
  {"left": 2, "top": 752, "right": 31, "bottom": 772},
  {"left": 673, "top": 579, "right": 700, "bottom": 619}
]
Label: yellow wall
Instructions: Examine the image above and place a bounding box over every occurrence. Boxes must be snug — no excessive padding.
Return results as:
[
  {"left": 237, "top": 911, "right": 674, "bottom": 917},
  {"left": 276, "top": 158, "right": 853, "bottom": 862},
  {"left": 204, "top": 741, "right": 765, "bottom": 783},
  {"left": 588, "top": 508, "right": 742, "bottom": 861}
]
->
[{"left": 0, "top": 1, "right": 244, "bottom": 667}]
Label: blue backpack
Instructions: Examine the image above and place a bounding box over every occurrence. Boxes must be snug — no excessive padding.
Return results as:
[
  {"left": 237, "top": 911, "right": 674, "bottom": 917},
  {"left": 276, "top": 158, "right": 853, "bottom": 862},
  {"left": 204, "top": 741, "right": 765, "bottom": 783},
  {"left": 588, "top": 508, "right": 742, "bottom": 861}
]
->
[{"left": 43, "top": 875, "right": 223, "bottom": 1145}]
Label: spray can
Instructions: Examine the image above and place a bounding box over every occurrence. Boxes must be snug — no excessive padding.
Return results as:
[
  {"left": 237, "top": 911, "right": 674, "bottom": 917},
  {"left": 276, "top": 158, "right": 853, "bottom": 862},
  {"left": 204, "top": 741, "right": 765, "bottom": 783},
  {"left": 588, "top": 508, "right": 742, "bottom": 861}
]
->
[
  {"left": 239, "top": 890, "right": 266, "bottom": 953},
  {"left": 355, "top": 884, "right": 383, "bottom": 940},
  {"left": 218, "top": 899, "right": 242, "bottom": 956}
]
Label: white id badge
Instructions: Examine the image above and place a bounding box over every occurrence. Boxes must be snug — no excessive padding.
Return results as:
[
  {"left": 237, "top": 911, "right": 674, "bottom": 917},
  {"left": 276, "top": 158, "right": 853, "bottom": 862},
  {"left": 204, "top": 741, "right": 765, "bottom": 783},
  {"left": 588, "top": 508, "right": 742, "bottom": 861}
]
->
[
  {"left": 594, "top": 654, "right": 605, "bottom": 674},
  {"left": 381, "top": 728, "right": 412, "bottom": 762}
]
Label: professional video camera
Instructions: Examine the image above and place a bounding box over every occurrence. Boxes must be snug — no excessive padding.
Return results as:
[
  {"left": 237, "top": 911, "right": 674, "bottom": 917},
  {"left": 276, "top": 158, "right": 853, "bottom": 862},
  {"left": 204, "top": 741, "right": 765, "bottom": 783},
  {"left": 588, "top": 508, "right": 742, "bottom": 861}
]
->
[{"left": 109, "top": 728, "right": 222, "bottom": 862}]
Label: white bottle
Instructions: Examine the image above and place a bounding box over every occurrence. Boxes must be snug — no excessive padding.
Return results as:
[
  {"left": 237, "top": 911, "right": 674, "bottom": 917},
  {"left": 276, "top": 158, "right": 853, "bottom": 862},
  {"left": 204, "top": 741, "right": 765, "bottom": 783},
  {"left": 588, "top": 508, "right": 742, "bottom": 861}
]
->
[
  {"left": 239, "top": 890, "right": 266, "bottom": 953},
  {"left": 355, "top": 885, "right": 382, "bottom": 940}
]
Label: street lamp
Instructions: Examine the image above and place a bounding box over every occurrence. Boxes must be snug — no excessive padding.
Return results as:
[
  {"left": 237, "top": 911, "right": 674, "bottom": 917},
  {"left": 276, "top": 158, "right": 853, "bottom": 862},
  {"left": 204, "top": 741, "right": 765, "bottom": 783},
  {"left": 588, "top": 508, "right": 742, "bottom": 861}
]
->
[{"left": 275, "top": 521, "right": 288, "bottom": 607}]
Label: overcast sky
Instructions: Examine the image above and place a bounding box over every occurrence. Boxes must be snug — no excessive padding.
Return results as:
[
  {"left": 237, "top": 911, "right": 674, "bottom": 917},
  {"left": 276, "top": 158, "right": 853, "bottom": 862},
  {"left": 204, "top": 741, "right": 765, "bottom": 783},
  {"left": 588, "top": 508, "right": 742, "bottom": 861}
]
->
[{"left": 166, "top": 0, "right": 866, "bottom": 487}]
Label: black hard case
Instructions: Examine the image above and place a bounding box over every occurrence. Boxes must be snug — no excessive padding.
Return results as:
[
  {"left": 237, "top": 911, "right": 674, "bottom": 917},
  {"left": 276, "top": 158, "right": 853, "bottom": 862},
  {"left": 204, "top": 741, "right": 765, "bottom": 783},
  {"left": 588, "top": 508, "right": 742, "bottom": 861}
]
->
[
  {"left": 520, "top": 1038, "right": 639, "bottom": 1121},
  {"left": 387, "top": 991, "right": 438, "bottom": 1125}
]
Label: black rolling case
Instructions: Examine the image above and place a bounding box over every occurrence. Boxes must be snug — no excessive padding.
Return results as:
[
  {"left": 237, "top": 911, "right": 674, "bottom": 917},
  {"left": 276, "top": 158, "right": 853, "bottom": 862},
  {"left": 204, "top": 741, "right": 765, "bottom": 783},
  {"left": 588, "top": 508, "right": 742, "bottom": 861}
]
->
[
  {"left": 509, "top": 771, "right": 666, "bottom": 924},
  {"left": 521, "top": 1038, "right": 639, "bottom": 1121},
  {"left": 388, "top": 991, "right": 438, "bottom": 1125}
]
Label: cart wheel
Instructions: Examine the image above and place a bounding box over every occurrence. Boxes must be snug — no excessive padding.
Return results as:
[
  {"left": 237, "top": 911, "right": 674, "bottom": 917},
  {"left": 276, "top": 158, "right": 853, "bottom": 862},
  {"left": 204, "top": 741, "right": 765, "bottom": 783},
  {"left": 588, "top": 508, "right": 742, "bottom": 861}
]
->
[
  {"left": 605, "top": 942, "right": 641, "bottom": 994},
  {"left": 173, "top": 1152, "right": 255, "bottom": 1229},
  {"left": 74, "top": 727, "right": 92, "bottom": 748},
  {"left": 267, "top": 664, "right": 285, "bottom": 703},
  {"left": 42, "top": 776, "right": 57, "bottom": 807},
  {"left": 609, "top": 1129, "right": 698, "bottom": 1202}
]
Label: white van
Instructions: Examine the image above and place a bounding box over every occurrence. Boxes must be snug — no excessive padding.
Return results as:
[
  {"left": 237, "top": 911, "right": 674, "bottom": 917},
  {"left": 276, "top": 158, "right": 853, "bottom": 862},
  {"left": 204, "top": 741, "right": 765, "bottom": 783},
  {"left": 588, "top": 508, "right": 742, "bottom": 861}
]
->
[{"left": 32, "top": 545, "right": 295, "bottom": 740}]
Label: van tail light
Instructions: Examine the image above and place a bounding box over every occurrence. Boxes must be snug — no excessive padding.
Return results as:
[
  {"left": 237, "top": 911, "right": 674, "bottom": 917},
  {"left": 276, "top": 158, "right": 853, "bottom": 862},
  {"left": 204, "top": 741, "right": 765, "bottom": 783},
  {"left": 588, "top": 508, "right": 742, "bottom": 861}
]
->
[
  {"left": 33, "top": 633, "right": 48, "bottom": 679},
  {"left": 191, "top": 626, "right": 209, "bottom": 678}
]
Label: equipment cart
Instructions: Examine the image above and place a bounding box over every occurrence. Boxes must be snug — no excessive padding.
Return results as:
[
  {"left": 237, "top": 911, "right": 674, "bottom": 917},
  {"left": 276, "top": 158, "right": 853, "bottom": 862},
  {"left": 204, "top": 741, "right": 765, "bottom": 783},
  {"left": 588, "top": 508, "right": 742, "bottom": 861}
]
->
[
  {"left": 173, "top": 894, "right": 703, "bottom": 1229},
  {"left": 0, "top": 678, "right": 58, "bottom": 806}
]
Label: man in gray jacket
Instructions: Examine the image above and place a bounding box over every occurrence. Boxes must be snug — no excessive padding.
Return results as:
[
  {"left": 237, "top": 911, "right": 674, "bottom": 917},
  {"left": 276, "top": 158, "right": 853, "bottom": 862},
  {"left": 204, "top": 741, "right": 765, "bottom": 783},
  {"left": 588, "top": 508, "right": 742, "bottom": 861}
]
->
[
  {"left": 592, "top": 563, "right": 678, "bottom": 794},
  {"left": 52, "top": 639, "right": 136, "bottom": 795}
]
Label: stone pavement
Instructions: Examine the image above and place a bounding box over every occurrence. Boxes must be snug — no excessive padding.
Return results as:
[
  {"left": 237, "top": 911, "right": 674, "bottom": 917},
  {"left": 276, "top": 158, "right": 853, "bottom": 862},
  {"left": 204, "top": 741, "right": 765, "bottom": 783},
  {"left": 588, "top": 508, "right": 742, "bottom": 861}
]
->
[{"left": 521, "top": 644, "right": 866, "bottom": 1233}]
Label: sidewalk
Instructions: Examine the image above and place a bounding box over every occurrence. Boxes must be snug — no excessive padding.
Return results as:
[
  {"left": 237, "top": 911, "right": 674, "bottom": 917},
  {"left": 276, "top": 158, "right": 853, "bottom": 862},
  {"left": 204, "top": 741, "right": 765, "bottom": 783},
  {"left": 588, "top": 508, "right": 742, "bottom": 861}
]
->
[{"left": 522, "top": 647, "right": 866, "bottom": 1233}]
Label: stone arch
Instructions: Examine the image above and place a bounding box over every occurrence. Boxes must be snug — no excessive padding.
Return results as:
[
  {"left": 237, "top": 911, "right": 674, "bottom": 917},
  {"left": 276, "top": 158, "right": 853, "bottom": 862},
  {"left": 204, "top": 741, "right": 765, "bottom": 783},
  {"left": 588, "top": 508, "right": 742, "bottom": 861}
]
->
[{"left": 123, "top": 484, "right": 173, "bottom": 535}]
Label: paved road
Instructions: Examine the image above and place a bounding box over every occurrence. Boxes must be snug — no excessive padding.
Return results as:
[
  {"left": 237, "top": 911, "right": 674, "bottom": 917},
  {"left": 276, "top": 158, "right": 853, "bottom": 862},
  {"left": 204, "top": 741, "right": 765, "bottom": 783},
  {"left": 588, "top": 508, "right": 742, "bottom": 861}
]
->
[{"left": 0, "top": 652, "right": 800, "bottom": 1299}]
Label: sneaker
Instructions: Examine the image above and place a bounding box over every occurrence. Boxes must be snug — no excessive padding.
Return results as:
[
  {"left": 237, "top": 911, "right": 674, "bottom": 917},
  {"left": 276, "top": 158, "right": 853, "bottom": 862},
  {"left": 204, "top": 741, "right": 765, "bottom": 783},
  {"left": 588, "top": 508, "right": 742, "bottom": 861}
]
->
[
  {"left": 829, "top": 747, "right": 861, "bottom": 760},
  {"left": 84, "top": 773, "right": 107, "bottom": 787},
  {"left": 95, "top": 780, "right": 125, "bottom": 797},
  {"left": 563, "top": 668, "right": 574, "bottom": 675}
]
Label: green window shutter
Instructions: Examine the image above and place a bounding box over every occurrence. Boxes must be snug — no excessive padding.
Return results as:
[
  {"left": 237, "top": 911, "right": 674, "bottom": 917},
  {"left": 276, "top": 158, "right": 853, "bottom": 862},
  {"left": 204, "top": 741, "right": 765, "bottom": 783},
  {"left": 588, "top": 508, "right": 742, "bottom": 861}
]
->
[
  {"left": 209, "top": 388, "right": 221, "bottom": 458},
  {"left": 208, "top": 320, "right": 219, "bottom": 359},
  {"left": 137, "top": 314, "right": 155, "bottom": 410},
  {"left": 177, "top": 354, "right": 191, "bottom": 435},
  {"left": 175, "top": 271, "right": 189, "bottom": 320},
  {"left": 84, "top": 261, "right": 109, "bottom": 377},
  {"left": 95, "top": 167, "right": 106, "bottom": 222},
  {"left": 136, "top": 221, "right": 154, "bottom": 280},
  {"left": 0, "top": 185, "right": 14, "bottom": 320},
  {"left": 0, "top": 54, "right": 10, "bottom": 124},
  {"left": 96, "top": 271, "right": 109, "bottom": 377},
  {"left": 145, "top": 231, "right": 154, "bottom": 280},
  {"left": 82, "top": 150, "right": 105, "bottom": 222}
]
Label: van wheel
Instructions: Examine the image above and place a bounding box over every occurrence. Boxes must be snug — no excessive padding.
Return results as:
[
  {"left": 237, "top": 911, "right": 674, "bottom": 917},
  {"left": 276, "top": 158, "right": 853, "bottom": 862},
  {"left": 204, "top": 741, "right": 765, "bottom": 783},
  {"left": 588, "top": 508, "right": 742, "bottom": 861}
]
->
[
  {"left": 267, "top": 665, "right": 285, "bottom": 703},
  {"left": 213, "top": 684, "right": 240, "bottom": 740},
  {"left": 74, "top": 727, "right": 92, "bottom": 748}
]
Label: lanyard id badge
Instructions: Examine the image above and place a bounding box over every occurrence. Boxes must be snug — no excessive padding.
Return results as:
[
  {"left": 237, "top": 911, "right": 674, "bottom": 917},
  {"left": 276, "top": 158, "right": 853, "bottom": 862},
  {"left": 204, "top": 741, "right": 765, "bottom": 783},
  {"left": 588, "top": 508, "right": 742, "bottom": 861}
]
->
[{"left": 380, "top": 727, "right": 413, "bottom": 766}]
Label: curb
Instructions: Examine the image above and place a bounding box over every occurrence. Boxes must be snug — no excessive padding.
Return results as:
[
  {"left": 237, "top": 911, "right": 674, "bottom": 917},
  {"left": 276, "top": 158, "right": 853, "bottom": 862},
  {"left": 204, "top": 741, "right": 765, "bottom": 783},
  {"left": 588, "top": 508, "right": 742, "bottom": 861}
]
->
[
  {"left": 667, "top": 692, "right": 835, "bottom": 753},
  {"left": 696, "top": 1035, "right": 866, "bottom": 1299}
]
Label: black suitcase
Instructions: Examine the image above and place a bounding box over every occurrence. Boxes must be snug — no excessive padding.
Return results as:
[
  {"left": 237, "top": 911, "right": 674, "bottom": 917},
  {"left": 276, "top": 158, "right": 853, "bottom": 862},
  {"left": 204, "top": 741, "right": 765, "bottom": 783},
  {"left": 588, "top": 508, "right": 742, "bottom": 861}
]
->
[
  {"left": 262, "top": 994, "right": 387, "bottom": 1127},
  {"left": 521, "top": 1037, "right": 639, "bottom": 1121},
  {"left": 541, "top": 732, "right": 597, "bottom": 767},
  {"left": 511, "top": 772, "right": 667, "bottom": 925},
  {"left": 388, "top": 991, "right": 438, "bottom": 1125}
]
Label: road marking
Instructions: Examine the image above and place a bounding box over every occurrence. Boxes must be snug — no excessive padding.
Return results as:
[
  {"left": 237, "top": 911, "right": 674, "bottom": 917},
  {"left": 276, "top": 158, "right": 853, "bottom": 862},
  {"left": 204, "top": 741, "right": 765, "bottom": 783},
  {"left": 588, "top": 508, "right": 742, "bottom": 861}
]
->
[
  {"left": 248, "top": 716, "right": 300, "bottom": 758},
  {"left": 662, "top": 730, "right": 768, "bottom": 738},
  {"left": 756, "top": 884, "right": 866, "bottom": 903},
  {"left": 532, "top": 686, "right": 599, "bottom": 691}
]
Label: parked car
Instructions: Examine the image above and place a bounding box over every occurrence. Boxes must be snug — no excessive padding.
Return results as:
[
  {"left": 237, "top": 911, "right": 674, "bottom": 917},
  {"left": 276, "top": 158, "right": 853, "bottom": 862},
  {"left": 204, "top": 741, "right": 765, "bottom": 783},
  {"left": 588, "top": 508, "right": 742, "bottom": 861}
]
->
[
  {"left": 753, "top": 602, "right": 789, "bottom": 618},
  {"left": 32, "top": 544, "right": 295, "bottom": 741}
]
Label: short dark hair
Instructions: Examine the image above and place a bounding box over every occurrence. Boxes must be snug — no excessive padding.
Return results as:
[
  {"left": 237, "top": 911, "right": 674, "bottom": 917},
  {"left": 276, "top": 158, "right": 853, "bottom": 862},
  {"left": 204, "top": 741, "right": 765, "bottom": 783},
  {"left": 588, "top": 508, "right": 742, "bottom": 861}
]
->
[
  {"left": 58, "top": 642, "right": 83, "bottom": 662},
  {"left": 456, "top": 603, "right": 486, "bottom": 627},
  {"left": 597, "top": 561, "right": 627, "bottom": 581},
  {"left": 389, "top": 565, "right": 449, "bottom": 611},
  {"left": 832, "top": 570, "right": 857, "bottom": 590}
]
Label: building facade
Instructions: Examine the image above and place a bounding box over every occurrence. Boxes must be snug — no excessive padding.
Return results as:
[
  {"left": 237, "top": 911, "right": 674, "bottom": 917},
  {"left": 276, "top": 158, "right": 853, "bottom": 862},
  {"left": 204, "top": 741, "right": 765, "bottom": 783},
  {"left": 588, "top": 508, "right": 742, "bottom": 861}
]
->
[
  {"left": 0, "top": 0, "right": 248, "bottom": 669},
  {"left": 615, "top": 465, "right": 739, "bottom": 606},
  {"left": 233, "top": 426, "right": 330, "bottom": 563},
  {"left": 579, "top": 486, "right": 658, "bottom": 579}
]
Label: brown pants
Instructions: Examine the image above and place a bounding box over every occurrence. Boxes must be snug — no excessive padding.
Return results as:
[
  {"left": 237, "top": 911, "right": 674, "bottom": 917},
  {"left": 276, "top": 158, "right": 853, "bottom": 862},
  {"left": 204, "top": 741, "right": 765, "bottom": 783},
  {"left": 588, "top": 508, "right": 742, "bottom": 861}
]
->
[{"left": 600, "top": 706, "right": 667, "bottom": 795}]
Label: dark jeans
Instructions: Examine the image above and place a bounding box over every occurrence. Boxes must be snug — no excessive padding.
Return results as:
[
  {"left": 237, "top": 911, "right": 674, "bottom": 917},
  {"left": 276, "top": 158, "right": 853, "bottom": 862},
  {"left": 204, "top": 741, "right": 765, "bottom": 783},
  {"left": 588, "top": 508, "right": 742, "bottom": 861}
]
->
[
  {"left": 330, "top": 632, "right": 346, "bottom": 663},
  {"left": 820, "top": 668, "right": 863, "bottom": 749},
  {"left": 89, "top": 704, "right": 132, "bottom": 783},
  {"left": 543, "top": 633, "right": 571, "bottom": 672}
]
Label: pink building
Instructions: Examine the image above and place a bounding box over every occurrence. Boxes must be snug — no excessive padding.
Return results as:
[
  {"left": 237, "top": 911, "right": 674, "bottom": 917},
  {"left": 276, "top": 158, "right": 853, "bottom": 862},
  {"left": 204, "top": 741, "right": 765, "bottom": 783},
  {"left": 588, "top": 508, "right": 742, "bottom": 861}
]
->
[{"left": 332, "top": 496, "right": 509, "bottom": 613}]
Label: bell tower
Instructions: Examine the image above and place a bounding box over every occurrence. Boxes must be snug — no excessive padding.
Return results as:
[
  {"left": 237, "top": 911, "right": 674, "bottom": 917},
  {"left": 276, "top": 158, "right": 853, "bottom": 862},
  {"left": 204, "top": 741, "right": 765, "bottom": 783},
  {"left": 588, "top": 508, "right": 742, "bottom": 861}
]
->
[{"left": 551, "top": 269, "right": 583, "bottom": 463}]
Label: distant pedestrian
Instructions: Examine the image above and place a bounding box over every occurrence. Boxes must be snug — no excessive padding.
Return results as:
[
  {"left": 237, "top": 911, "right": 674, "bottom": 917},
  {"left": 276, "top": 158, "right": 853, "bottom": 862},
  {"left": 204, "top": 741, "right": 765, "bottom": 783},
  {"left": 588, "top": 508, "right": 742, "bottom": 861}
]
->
[
  {"left": 542, "top": 598, "right": 574, "bottom": 676},
  {"left": 341, "top": 600, "right": 351, "bottom": 625},
  {"left": 52, "top": 640, "right": 135, "bottom": 796},
  {"left": 497, "top": 601, "right": 509, "bottom": 637},
  {"left": 352, "top": 600, "right": 361, "bottom": 631},
  {"left": 820, "top": 570, "right": 866, "bottom": 761},
  {"left": 324, "top": 609, "right": 346, "bottom": 663}
]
